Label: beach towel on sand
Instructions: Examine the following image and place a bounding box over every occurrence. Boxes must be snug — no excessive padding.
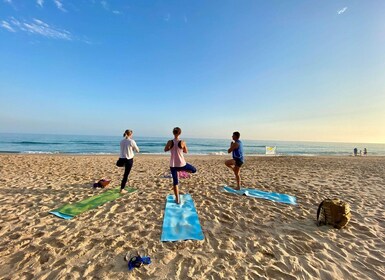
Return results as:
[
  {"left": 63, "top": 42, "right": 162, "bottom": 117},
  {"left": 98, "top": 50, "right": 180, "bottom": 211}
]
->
[
  {"left": 161, "top": 194, "right": 204, "bottom": 242},
  {"left": 223, "top": 186, "right": 296, "bottom": 205},
  {"left": 50, "top": 187, "right": 136, "bottom": 219}
]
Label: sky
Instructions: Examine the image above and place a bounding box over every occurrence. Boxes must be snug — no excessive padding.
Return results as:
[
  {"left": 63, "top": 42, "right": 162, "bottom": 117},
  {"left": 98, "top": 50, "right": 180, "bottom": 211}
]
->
[{"left": 0, "top": 0, "right": 384, "bottom": 143}]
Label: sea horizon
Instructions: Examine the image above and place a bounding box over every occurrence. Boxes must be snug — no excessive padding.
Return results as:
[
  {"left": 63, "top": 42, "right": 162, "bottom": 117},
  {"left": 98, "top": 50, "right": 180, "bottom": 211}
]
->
[{"left": 0, "top": 132, "right": 384, "bottom": 156}]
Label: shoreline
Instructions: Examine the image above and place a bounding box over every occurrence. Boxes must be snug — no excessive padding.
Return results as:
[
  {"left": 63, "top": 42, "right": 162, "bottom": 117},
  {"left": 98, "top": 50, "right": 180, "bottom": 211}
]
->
[
  {"left": 1, "top": 154, "right": 384, "bottom": 279},
  {"left": 1, "top": 152, "right": 383, "bottom": 158}
]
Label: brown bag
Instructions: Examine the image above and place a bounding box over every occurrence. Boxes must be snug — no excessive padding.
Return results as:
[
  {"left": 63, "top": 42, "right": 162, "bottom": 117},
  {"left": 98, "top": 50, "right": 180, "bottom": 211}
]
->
[
  {"left": 316, "top": 199, "right": 351, "bottom": 229},
  {"left": 93, "top": 179, "right": 110, "bottom": 189}
]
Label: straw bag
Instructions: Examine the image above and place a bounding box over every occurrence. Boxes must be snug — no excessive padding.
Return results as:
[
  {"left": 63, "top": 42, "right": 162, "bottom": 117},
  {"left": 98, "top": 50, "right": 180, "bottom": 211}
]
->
[{"left": 316, "top": 198, "right": 351, "bottom": 229}]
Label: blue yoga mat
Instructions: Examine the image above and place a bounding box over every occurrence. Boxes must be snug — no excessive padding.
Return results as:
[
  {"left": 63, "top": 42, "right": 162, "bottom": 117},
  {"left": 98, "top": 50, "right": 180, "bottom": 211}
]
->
[
  {"left": 223, "top": 186, "right": 297, "bottom": 205},
  {"left": 161, "top": 194, "right": 204, "bottom": 242}
]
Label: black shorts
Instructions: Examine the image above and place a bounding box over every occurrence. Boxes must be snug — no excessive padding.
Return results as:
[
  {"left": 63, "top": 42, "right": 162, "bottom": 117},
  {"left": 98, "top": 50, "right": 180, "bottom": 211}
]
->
[{"left": 235, "top": 159, "right": 244, "bottom": 167}]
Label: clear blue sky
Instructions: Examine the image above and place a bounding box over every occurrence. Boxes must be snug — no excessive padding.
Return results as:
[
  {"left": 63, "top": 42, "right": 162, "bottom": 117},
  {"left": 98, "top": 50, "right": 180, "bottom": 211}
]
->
[{"left": 1, "top": 0, "right": 384, "bottom": 143}]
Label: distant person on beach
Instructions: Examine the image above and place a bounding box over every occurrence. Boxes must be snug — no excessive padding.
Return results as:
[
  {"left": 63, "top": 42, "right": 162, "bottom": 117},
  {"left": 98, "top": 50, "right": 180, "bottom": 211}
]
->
[
  {"left": 164, "top": 127, "right": 196, "bottom": 204},
  {"left": 364, "top": 148, "right": 367, "bottom": 156},
  {"left": 353, "top": 148, "right": 358, "bottom": 156},
  {"left": 119, "top": 129, "right": 139, "bottom": 194},
  {"left": 225, "top": 131, "right": 244, "bottom": 190}
]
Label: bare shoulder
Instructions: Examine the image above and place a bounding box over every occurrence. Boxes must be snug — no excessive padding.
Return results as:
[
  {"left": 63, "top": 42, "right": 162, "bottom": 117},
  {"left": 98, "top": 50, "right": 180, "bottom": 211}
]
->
[
  {"left": 164, "top": 140, "right": 173, "bottom": 152},
  {"left": 166, "top": 140, "right": 173, "bottom": 147},
  {"left": 232, "top": 141, "right": 239, "bottom": 148}
]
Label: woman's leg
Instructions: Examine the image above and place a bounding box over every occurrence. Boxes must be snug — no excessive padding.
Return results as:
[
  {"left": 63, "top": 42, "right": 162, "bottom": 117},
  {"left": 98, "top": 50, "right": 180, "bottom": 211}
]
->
[
  {"left": 183, "top": 163, "right": 197, "bottom": 173},
  {"left": 170, "top": 164, "right": 196, "bottom": 204},
  {"left": 170, "top": 167, "right": 180, "bottom": 203},
  {"left": 121, "top": 158, "right": 133, "bottom": 191}
]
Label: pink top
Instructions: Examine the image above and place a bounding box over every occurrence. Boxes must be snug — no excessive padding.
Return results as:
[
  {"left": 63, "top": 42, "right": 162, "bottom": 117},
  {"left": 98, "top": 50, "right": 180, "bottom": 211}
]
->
[{"left": 170, "top": 139, "right": 186, "bottom": 167}]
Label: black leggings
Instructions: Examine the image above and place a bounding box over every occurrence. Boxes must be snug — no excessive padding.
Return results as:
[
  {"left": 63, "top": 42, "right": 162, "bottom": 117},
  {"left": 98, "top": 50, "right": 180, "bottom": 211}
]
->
[{"left": 120, "top": 158, "right": 133, "bottom": 189}]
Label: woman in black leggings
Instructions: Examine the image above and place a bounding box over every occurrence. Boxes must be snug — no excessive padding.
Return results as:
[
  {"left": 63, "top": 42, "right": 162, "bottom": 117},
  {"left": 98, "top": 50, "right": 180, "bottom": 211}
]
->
[{"left": 119, "top": 129, "right": 140, "bottom": 194}]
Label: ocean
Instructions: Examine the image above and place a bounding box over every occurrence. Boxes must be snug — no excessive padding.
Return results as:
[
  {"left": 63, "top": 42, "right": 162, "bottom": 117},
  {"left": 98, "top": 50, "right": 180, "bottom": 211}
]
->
[{"left": 0, "top": 133, "right": 384, "bottom": 156}]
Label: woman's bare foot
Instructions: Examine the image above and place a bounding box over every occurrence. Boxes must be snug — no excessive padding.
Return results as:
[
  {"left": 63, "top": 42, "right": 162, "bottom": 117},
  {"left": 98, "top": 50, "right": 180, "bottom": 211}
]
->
[{"left": 120, "top": 189, "right": 127, "bottom": 194}]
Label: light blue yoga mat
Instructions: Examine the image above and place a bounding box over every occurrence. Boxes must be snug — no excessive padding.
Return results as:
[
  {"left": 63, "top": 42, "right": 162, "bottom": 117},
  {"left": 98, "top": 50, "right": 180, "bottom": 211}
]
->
[
  {"left": 161, "top": 194, "right": 204, "bottom": 242},
  {"left": 223, "top": 186, "right": 297, "bottom": 205}
]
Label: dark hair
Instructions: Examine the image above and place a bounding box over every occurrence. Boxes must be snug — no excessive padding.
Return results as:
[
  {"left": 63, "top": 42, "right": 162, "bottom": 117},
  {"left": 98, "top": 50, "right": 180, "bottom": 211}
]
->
[
  {"left": 233, "top": 131, "right": 240, "bottom": 138},
  {"left": 173, "top": 127, "right": 181, "bottom": 135},
  {"left": 123, "top": 129, "right": 133, "bottom": 137}
]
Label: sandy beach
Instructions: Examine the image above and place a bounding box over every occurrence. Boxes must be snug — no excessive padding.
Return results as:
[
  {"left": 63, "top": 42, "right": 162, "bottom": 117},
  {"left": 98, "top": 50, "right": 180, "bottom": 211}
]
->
[{"left": 0, "top": 154, "right": 384, "bottom": 280}]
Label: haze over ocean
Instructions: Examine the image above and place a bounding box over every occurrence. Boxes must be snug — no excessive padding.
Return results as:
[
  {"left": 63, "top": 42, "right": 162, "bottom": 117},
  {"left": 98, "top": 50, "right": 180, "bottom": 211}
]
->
[{"left": 0, "top": 133, "right": 383, "bottom": 156}]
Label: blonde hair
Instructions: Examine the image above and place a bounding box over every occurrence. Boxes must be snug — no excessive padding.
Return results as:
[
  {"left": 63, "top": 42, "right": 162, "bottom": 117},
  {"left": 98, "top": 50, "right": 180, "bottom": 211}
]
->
[{"left": 123, "top": 129, "right": 133, "bottom": 137}]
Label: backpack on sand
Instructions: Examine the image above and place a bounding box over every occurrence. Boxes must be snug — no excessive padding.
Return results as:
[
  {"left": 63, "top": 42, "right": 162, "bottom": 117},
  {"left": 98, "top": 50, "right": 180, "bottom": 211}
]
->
[{"left": 316, "top": 199, "right": 351, "bottom": 229}]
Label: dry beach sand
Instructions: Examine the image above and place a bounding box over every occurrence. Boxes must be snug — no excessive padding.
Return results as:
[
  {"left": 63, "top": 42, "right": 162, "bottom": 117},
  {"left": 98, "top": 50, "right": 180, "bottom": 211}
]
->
[{"left": 0, "top": 154, "right": 384, "bottom": 279}]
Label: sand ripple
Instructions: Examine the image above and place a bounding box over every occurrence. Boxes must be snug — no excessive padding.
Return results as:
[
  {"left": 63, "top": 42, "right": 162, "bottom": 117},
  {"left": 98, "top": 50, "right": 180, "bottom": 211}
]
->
[{"left": 0, "top": 154, "right": 384, "bottom": 279}]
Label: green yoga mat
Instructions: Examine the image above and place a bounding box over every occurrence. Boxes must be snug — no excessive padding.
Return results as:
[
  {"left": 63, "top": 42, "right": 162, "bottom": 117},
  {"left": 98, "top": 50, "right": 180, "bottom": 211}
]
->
[{"left": 50, "top": 187, "right": 136, "bottom": 219}]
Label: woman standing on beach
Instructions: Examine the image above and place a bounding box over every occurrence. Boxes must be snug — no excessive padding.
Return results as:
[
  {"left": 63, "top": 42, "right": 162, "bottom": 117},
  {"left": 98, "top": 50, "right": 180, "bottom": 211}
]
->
[
  {"left": 164, "top": 127, "right": 196, "bottom": 204},
  {"left": 119, "top": 129, "right": 139, "bottom": 194}
]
